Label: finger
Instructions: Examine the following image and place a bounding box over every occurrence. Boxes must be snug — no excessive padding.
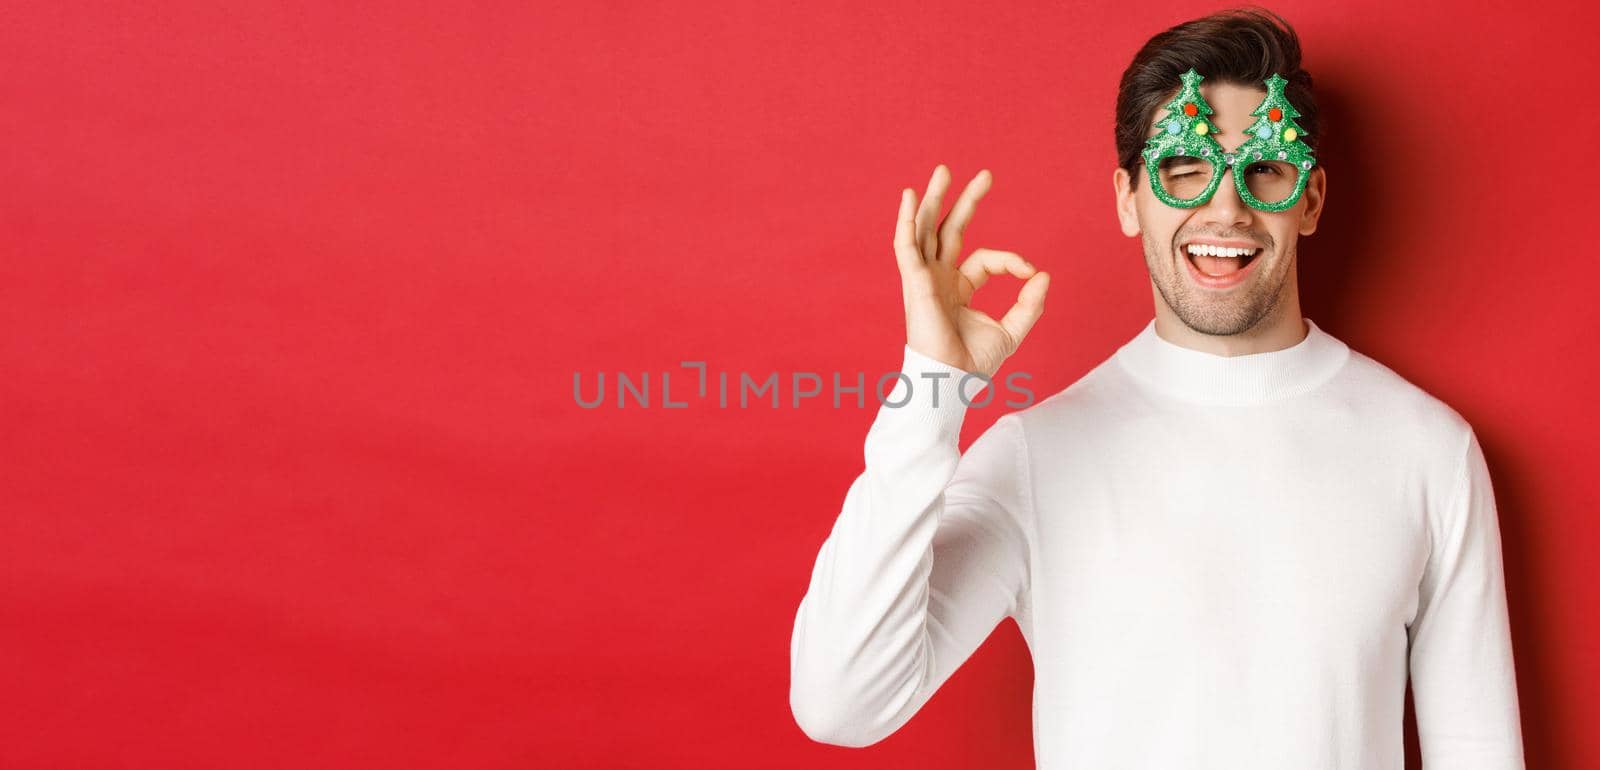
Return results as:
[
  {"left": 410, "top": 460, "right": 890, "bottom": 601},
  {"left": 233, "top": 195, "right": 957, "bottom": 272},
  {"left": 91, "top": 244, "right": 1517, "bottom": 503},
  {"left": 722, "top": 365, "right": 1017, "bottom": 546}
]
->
[
  {"left": 958, "top": 248, "right": 1036, "bottom": 296},
  {"left": 936, "top": 169, "right": 992, "bottom": 263},
  {"left": 893, "top": 188, "right": 924, "bottom": 271},
  {"left": 999, "top": 271, "right": 1050, "bottom": 345},
  {"left": 914, "top": 165, "right": 951, "bottom": 263}
]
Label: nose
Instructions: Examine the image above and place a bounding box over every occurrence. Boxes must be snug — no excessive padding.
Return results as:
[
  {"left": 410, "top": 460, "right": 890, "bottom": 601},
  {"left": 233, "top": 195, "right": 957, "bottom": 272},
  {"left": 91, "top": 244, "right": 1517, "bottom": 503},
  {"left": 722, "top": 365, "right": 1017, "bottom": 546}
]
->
[{"left": 1199, "top": 163, "right": 1253, "bottom": 228}]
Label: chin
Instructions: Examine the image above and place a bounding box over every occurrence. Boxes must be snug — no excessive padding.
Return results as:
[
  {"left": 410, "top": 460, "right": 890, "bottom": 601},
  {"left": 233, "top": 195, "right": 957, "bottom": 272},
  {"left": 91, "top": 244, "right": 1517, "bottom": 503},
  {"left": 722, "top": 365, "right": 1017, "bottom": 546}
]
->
[{"left": 1165, "top": 253, "right": 1281, "bottom": 335}]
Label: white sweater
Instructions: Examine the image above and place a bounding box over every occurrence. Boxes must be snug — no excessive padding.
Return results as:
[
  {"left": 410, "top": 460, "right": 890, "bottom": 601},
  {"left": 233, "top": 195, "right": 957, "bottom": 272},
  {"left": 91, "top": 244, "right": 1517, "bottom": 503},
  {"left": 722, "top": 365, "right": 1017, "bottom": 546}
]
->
[{"left": 789, "top": 317, "right": 1525, "bottom": 769}]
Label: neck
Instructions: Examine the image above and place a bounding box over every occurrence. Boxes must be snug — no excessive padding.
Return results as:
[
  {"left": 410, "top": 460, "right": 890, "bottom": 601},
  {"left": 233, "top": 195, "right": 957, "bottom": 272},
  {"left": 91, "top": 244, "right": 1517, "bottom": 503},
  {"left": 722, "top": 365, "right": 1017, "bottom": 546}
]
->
[{"left": 1115, "top": 312, "right": 1350, "bottom": 405}]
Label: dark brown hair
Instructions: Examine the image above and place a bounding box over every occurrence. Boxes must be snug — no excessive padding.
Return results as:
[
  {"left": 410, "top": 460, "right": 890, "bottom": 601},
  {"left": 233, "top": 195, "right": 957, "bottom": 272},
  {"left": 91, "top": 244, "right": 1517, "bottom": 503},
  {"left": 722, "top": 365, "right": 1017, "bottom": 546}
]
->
[{"left": 1115, "top": 7, "right": 1319, "bottom": 189}]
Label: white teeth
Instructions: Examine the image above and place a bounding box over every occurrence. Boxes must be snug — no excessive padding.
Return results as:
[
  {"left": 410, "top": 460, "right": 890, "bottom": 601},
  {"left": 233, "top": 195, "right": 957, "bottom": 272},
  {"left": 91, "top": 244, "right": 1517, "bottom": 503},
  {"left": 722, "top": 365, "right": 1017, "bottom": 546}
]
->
[{"left": 1185, "top": 244, "right": 1257, "bottom": 258}]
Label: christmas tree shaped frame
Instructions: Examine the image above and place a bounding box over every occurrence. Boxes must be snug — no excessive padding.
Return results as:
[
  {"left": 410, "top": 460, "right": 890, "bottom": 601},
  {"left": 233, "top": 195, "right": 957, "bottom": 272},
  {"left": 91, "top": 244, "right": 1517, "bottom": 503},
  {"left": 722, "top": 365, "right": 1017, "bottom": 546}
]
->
[
  {"left": 1142, "top": 68, "right": 1229, "bottom": 208},
  {"left": 1230, "top": 73, "right": 1318, "bottom": 212}
]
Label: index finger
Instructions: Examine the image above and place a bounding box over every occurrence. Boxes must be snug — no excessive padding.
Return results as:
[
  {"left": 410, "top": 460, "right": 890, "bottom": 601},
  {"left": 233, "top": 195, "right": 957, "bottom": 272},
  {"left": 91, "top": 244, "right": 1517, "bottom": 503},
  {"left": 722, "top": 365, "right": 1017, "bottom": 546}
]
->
[{"left": 958, "top": 248, "right": 1036, "bottom": 295}]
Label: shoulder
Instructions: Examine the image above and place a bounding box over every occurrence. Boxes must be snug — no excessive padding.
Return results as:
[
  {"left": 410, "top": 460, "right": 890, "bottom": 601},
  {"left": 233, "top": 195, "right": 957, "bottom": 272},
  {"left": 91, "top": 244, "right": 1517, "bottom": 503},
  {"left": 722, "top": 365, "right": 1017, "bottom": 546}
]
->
[
  {"left": 995, "top": 355, "right": 1151, "bottom": 450},
  {"left": 1337, "top": 347, "right": 1475, "bottom": 446},
  {"left": 1332, "top": 348, "right": 1483, "bottom": 518}
]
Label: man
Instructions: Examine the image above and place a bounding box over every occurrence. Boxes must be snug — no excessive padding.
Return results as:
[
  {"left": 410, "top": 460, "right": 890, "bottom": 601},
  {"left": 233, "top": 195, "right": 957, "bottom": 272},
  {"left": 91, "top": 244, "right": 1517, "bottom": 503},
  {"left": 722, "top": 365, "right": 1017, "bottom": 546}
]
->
[{"left": 788, "top": 8, "right": 1526, "bottom": 769}]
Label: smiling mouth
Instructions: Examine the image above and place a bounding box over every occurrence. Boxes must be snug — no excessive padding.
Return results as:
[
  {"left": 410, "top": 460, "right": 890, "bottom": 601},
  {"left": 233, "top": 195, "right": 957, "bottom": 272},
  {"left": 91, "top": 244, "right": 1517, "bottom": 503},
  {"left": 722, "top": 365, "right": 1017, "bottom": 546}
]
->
[{"left": 1182, "top": 244, "right": 1262, "bottom": 277}]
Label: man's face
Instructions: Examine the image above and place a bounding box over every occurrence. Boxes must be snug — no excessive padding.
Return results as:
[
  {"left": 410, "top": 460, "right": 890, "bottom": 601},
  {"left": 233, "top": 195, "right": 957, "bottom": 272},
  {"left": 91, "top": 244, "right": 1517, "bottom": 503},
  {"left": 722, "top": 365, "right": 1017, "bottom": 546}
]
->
[{"left": 1113, "top": 80, "right": 1326, "bottom": 336}]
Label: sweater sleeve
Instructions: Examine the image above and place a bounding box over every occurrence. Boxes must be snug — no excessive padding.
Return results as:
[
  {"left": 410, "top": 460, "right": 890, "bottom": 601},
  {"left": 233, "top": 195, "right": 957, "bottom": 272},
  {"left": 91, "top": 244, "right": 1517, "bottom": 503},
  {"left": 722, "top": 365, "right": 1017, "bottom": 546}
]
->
[
  {"left": 788, "top": 344, "right": 1032, "bottom": 748},
  {"left": 1407, "top": 428, "right": 1526, "bottom": 769}
]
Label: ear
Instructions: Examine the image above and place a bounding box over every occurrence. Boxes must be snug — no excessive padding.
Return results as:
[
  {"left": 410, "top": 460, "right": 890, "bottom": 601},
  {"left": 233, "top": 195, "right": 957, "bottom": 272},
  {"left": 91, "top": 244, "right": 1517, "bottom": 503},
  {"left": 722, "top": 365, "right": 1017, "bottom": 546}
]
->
[
  {"left": 1298, "top": 166, "right": 1326, "bottom": 236},
  {"left": 1113, "top": 167, "right": 1141, "bottom": 237}
]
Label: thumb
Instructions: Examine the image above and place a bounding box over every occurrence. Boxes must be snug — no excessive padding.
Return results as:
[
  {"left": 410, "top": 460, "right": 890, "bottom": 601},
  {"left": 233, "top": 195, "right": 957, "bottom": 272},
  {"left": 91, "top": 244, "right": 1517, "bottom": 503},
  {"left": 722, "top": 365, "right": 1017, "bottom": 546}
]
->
[{"left": 998, "top": 271, "right": 1049, "bottom": 347}]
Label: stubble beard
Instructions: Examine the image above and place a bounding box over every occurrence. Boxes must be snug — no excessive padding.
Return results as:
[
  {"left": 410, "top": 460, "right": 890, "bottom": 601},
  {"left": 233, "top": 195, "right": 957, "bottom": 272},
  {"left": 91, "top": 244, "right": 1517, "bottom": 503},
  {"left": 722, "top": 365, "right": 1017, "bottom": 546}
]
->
[{"left": 1144, "top": 233, "right": 1291, "bottom": 337}]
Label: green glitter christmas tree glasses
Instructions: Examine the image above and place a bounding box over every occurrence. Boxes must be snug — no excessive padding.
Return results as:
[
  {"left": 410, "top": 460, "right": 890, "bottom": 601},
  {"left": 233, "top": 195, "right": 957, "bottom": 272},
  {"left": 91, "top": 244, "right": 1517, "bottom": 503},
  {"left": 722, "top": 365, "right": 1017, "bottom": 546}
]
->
[{"left": 1141, "top": 68, "right": 1317, "bottom": 212}]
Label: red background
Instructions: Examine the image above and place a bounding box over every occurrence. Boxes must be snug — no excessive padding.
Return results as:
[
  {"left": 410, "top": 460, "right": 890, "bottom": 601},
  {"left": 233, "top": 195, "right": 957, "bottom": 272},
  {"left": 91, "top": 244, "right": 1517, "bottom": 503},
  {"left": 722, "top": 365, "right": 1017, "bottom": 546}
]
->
[{"left": 4, "top": 1, "right": 1595, "bottom": 767}]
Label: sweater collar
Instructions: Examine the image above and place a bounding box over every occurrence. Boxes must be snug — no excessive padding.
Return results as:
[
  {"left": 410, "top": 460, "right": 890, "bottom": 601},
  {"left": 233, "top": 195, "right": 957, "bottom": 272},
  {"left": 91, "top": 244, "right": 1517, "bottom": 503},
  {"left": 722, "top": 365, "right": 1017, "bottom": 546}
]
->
[{"left": 1114, "top": 316, "right": 1350, "bottom": 405}]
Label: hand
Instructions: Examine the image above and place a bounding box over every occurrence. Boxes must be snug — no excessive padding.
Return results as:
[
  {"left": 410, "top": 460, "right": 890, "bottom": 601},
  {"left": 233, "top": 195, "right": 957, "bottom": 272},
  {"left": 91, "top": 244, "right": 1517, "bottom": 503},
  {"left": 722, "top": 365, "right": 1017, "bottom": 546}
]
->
[{"left": 894, "top": 165, "right": 1050, "bottom": 380}]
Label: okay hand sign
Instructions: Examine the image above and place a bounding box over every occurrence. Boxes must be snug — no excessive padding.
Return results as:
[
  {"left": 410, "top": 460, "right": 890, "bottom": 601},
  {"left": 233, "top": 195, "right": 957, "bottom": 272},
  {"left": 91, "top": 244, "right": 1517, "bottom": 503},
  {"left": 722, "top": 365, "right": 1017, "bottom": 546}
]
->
[{"left": 895, "top": 165, "right": 1050, "bottom": 379}]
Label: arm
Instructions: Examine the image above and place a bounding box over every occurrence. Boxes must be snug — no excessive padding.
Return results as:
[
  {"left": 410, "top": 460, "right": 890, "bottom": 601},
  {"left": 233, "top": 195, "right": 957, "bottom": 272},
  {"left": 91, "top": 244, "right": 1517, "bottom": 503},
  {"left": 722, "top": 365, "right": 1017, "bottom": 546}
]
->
[
  {"left": 785, "top": 164, "right": 1047, "bottom": 747},
  {"left": 788, "top": 343, "right": 1030, "bottom": 747},
  {"left": 1408, "top": 428, "right": 1526, "bottom": 768}
]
